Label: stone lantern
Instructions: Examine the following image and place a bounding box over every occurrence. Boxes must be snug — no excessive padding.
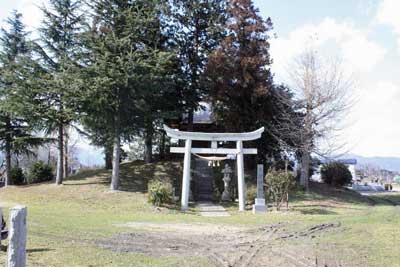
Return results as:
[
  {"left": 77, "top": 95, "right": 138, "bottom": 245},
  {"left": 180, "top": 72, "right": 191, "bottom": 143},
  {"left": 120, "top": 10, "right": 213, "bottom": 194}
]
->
[{"left": 221, "top": 164, "right": 233, "bottom": 201}]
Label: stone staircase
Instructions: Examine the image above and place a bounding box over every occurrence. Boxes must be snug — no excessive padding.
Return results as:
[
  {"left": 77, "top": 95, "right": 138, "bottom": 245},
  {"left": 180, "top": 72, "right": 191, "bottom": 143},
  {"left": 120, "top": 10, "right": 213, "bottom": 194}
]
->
[{"left": 193, "top": 158, "right": 214, "bottom": 201}]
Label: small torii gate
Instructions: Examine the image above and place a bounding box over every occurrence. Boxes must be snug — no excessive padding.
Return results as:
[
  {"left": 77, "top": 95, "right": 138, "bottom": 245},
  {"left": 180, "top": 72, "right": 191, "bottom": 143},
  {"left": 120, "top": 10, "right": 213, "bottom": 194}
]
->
[{"left": 164, "top": 125, "right": 264, "bottom": 212}]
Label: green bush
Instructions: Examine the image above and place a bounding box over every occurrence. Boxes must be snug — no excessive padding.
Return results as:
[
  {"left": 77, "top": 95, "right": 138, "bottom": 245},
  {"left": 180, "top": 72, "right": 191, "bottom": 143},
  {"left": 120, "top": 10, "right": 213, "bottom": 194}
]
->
[
  {"left": 212, "top": 186, "right": 221, "bottom": 202},
  {"left": 320, "top": 162, "right": 352, "bottom": 186},
  {"left": 246, "top": 185, "right": 257, "bottom": 205},
  {"left": 27, "top": 161, "right": 54, "bottom": 184},
  {"left": 10, "top": 167, "right": 26, "bottom": 185},
  {"left": 147, "top": 180, "right": 172, "bottom": 206},
  {"left": 265, "top": 170, "right": 295, "bottom": 211}
]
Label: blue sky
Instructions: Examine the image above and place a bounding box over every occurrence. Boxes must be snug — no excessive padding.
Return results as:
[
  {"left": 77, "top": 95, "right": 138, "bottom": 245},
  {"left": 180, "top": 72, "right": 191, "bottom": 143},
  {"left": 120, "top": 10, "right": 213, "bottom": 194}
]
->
[{"left": 1, "top": 0, "right": 400, "bottom": 159}]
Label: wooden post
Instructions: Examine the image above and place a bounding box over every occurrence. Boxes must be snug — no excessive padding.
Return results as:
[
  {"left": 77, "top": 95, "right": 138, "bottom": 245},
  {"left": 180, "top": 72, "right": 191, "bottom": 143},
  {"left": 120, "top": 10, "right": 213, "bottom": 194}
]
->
[
  {"left": 181, "top": 139, "right": 192, "bottom": 211},
  {"left": 237, "top": 141, "right": 245, "bottom": 211},
  {"left": 7, "top": 206, "right": 27, "bottom": 267}
]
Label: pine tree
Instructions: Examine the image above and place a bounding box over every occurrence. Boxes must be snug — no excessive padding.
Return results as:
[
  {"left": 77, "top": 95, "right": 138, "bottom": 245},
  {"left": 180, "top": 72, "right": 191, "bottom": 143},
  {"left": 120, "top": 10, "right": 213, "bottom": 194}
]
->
[
  {"left": 136, "top": 1, "right": 180, "bottom": 164},
  {"left": 31, "top": 0, "right": 83, "bottom": 185},
  {"left": 81, "top": 0, "right": 177, "bottom": 189},
  {"left": 0, "top": 11, "right": 31, "bottom": 186},
  {"left": 171, "top": 0, "right": 227, "bottom": 130}
]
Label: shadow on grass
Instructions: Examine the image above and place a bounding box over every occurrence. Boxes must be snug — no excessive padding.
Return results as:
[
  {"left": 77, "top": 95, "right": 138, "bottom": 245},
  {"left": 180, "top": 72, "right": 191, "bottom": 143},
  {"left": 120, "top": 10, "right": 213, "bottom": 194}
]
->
[
  {"left": 27, "top": 248, "right": 54, "bottom": 253},
  {"left": 365, "top": 193, "right": 400, "bottom": 206},
  {"left": 64, "top": 181, "right": 109, "bottom": 186},
  {"left": 61, "top": 160, "right": 183, "bottom": 194},
  {"left": 118, "top": 160, "right": 182, "bottom": 193},
  {"left": 299, "top": 208, "right": 338, "bottom": 215},
  {"left": 149, "top": 201, "right": 198, "bottom": 215},
  {"left": 291, "top": 182, "right": 375, "bottom": 206},
  {"left": 63, "top": 168, "right": 111, "bottom": 187},
  {"left": 294, "top": 204, "right": 365, "bottom": 211}
]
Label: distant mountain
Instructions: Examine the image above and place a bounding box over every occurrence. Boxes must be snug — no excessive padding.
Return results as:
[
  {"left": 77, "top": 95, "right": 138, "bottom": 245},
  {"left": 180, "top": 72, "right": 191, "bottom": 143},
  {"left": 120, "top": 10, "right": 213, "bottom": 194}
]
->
[{"left": 342, "top": 154, "right": 400, "bottom": 172}]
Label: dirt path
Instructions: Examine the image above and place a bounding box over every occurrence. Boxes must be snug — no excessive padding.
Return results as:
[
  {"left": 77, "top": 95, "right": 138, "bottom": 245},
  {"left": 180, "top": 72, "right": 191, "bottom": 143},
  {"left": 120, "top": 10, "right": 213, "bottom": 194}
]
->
[{"left": 94, "top": 221, "right": 366, "bottom": 267}]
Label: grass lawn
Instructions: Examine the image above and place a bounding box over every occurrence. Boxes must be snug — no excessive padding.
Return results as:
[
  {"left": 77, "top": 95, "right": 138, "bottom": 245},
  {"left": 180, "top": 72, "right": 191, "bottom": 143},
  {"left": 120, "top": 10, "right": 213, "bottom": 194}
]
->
[{"left": 0, "top": 160, "right": 399, "bottom": 267}]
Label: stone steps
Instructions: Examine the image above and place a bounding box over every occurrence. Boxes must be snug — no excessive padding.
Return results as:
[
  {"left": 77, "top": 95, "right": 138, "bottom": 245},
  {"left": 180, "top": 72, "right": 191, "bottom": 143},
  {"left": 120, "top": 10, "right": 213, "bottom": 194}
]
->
[
  {"left": 193, "top": 159, "right": 213, "bottom": 201},
  {"left": 196, "top": 202, "right": 230, "bottom": 217}
]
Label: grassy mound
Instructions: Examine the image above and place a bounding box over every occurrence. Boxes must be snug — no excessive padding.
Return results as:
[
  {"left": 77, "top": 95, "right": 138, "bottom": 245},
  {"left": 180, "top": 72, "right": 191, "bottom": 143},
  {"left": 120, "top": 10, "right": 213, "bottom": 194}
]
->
[{"left": 66, "top": 160, "right": 183, "bottom": 193}]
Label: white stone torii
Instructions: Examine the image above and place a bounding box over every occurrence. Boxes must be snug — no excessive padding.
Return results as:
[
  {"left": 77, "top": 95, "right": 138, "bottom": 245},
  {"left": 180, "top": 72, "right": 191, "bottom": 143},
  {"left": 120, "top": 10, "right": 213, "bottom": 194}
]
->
[{"left": 164, "top": 125, "right": 264, "bottom": 212}]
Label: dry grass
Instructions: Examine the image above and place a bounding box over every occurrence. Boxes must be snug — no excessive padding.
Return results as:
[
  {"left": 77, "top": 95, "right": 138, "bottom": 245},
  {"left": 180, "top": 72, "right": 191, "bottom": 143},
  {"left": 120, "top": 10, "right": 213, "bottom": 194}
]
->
[{"left": 0, "top": 161, "right": 399, "bottom": 266}]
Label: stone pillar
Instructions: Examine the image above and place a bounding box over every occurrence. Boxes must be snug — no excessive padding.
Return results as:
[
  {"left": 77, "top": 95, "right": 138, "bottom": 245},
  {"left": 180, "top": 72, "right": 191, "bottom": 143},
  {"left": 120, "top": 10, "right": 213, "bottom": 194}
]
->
[
  {"left": 236, "top": 141, "right": 245, "bottom": 211},
  {"left": 0, "top": 207, "right": 2, "bottom": 248},
  {"left": 181, "top": 139, "right": 192, "bottom": 211},
  {"left": 253, "top": 164, "right": 267, "bottom": 213},
  {"left": 7, "top": 205, "right": 27, "bottom": 267}
]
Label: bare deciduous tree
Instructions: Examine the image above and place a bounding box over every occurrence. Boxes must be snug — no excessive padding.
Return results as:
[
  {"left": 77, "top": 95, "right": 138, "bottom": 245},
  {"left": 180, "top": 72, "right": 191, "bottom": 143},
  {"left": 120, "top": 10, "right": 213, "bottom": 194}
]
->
[{"left": 270, "top": 49, "right": 353, "bottom": 190}]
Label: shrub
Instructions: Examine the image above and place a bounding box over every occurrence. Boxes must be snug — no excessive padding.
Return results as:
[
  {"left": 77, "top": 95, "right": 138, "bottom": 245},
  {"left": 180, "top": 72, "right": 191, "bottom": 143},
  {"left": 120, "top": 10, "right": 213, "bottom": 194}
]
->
[
  {"left": 212, "top": 186, "right": 221, "bottom": 202},
  {"left": 245, "top": 185, "right": 257, "bottom": 205},
  {"left": 147, "top": 180, "right": 172, "bottom": 206},
  {"left": 27, "top": 161, "right": 54, "bottom": 184},
  {"left": 10, "top": 167, "right": 26, "bottom": 185},
  {"left": 320, "top": 162, "right": 352, "bottom": 186},
  {"left": 265, "top": 170, "right": 295, "bottom": 211}
]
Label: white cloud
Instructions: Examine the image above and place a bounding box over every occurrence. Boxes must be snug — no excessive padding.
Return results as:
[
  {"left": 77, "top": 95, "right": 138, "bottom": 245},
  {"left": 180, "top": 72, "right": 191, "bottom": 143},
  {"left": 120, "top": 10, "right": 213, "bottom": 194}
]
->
[
  {"left": 0, "top": 0, "right": 46, "bottom": 32},
  {"left": 343, "top": 81, "right": 400, "bottom": 157},
  {"left": 357, "top": 0, "right": 376, "bottom": 16},
  {"left": 376, "top": 0, "right": 400, "bottom": 51},
  {"left": 270, "top": 17, "right": 400, "bottom": 158},
  {"left": 17, "top": 0, "right": 46, "bottom": 31},
  {"left": 270, "top": 17, "right": 386, "bottom": 80}
]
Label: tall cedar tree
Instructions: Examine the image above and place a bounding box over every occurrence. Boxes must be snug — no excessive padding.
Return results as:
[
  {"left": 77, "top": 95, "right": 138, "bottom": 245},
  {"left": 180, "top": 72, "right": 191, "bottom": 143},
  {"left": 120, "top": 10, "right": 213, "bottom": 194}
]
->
[
  {"left": 0, "top": 12, "right": 37, "bottom": 186},
  {"left": 82, "top": 0, "right": 176, "bottom": 189},
  {"left": 135, "top": 1, "right": 180, "bottom": 164},
  {"left": 26, "top": 0, "right": 83, "bottom": 185},
  {"left": 206, "top": 0, "right": 274, "bottom": 161},
  {"left": 171, "top": 0, "right": 227, "bottom": 130}
]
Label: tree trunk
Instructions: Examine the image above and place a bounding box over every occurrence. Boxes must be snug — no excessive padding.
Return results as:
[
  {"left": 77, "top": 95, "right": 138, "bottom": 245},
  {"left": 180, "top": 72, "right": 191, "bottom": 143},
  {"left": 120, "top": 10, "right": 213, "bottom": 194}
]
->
[
  {"left": 4, "top": 116, "right": 11, "bottom": 186},
  {"left": 144, "top": 127, "right": 153, "bottom": 164},
  {"left": 56, "top": 124, "right": 64, "bottom": 185},
  {"left": 110, "top": 114, "right": 120, "bottom": 191},
  {"left": 160, "top": 131, "right": 166, "bottom": 160},
  {"left": 63, "top": 127, "right": 69, "bottom": 179},
  {"left": 104, "top": 145, "right": 113, "bottom": 170},
  {"left": 300, "top": 151, "right": 310, "bottom": 190},
  {"left": 187, "top": 108, "right": 194, "bottom": 131},
  {"left": 47, "top": 145, "right": 51, "bottom": 165}
]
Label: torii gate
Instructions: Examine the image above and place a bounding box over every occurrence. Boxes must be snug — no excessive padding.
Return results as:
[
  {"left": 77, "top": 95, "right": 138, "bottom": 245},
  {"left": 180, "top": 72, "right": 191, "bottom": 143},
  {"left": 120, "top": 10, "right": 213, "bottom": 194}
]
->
[{"left": 164, "top": 125, "right": 264, "bottom": 212}]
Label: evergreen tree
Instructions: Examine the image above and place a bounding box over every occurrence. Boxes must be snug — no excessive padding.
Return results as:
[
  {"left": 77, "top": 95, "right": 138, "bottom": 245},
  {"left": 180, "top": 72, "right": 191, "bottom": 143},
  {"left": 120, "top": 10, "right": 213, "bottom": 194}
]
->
[
  {"left": 136, "top": 1, "right": 180, "bottom": 163},
  {"left": 171, "top": 0, "right": 227, "bottom": 130},
  {"left": 0, "top": 11, "right": 31, "bottom": 186},
  {"left": 30, "top": 0, "right": 83, "bottom": 185},
  {"left": 205, "top": 0, "right": 274, "bottom": 162},
  {"left": 81, "top": 0, "right": 177, "bottom": 189}
]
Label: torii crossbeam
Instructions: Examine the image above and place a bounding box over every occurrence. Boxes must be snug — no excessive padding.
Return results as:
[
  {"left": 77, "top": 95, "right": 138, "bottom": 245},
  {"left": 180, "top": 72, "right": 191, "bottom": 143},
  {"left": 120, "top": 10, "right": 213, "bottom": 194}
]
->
[{"left": 164, "top": 125, "right": 264, "bottom": 212}]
